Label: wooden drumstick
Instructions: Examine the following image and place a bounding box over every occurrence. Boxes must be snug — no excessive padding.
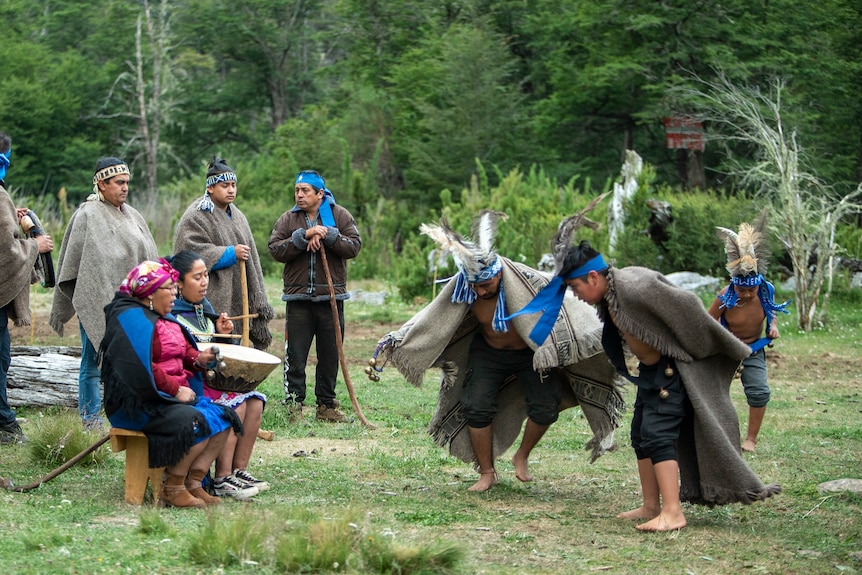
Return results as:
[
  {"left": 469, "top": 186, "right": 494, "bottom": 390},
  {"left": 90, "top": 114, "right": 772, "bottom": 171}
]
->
[{"left": 224, "top": 313, "right": 259, "bottom": 321}]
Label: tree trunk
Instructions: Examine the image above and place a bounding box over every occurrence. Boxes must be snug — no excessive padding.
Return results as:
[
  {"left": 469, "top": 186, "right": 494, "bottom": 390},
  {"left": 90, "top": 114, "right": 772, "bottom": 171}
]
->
[{"left": 6, "top": 346, "right": 82, "bottom": 408}]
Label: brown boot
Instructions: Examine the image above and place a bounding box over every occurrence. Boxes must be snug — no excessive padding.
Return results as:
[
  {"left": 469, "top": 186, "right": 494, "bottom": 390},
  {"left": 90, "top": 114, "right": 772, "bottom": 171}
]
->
[
  {"left": 185, "top": 469, "right": 222, "bottom": 506},
  {"left": 159, "top": 473, "right": 206, "bottom": 509}
]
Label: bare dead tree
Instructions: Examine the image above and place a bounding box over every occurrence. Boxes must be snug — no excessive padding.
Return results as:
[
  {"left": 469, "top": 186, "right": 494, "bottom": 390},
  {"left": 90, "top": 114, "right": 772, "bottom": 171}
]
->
[{"left": 674, "top": 73, "right": 862, "bottom": 331}]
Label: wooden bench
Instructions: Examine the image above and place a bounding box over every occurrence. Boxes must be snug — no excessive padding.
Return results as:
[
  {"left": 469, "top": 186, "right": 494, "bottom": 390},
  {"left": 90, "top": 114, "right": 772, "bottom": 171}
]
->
[{"left": 109, "top": 428, "right": 165, "bottom": 505}]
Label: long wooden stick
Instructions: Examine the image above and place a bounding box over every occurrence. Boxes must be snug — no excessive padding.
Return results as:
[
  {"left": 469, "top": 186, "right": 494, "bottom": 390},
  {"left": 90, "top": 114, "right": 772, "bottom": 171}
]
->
[
  {"left": 239, "top": 260, "right": 250, "bottom": 347},
  {"left": 319, "top": 246, "right": 374, "bottom": 428},
  {"left": 3, "top": 434, "right": 110, "bottom": 492}
]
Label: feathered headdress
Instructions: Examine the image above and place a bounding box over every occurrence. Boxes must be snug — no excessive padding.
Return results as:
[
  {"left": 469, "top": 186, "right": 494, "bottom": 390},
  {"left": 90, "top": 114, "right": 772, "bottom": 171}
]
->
[
  {"left": 716, "top": 208, "right": 791, "bottom": 326},
  {"left": 503, "top": 193, "right": 609, "bottom": 346},
  {"left": 420, "top": 210, "right": 508, "bottom": 331},
  {"left": 420, "top": 210, "right": 506, "bottom": 282},
  {"left": 716, "top": 208, "right": 769, "bottom": 281}
]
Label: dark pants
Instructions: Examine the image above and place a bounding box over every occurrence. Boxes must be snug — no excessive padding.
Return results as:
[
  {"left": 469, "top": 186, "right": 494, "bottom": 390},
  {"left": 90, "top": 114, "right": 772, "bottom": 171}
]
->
[
  {"left": 1, "top": 305, "right": 16, "bottom": 426},
  {"left": 460, "top": 335, "right": 561, "bottom": 428},
  {"left": 630, "top": 360, "right": 690, "bottom": 465},
  {"left": 283, "top": 300, "right": 344, "bottom": 407}
]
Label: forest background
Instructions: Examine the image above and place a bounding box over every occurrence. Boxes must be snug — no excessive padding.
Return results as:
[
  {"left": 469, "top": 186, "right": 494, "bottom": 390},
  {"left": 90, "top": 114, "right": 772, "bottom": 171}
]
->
[{"left": 3, "top": 0, "right": 862, "bottom": 305}]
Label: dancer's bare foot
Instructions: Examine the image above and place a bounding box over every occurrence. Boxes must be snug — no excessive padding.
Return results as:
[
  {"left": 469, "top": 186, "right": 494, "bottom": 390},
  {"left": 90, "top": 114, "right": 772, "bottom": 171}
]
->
[
  {"left": 742, "top": 438, "right": 757, "bottom": 452},
  {"left": 635, "top": 511, "right": 686, "bottom": 532},
  {"left": 511, "top": 453, "right": 533, "bottom": 482},
  {"left": 468, "top": 469, "right": 498, "bottom": 492},
  {"left": 617, "top": 506, "right": 661, "bottom": 521}
]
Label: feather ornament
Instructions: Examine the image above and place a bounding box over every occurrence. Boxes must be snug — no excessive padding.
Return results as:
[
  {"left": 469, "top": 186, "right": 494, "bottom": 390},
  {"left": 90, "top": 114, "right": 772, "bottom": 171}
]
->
[
  {"left": 420, "top": 217, "right": 493, "bottom": 278},
  {"left": 551, "top": 192, "right": 610, "bottom": 274},
  {"left": 716, "top": 208, "right": 770, "bottom": 277},
  {"left": 471, "top": 210, "right": 508, "bottom": 254}
]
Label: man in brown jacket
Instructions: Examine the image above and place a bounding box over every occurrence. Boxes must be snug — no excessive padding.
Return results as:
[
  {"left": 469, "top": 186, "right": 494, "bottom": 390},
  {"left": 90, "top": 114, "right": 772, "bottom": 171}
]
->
[
  {"left": 0, "top": 131, "right": 53, "bottom": 444},
  {"left": 268, "top": 170, "right": 361, "bottom": 422}
]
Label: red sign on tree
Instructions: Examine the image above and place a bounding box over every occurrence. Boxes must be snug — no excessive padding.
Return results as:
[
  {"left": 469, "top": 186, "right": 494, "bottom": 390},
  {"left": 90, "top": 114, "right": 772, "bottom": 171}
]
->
[{"left": 663, "top": 117, "right": 704, "bottom": 151}]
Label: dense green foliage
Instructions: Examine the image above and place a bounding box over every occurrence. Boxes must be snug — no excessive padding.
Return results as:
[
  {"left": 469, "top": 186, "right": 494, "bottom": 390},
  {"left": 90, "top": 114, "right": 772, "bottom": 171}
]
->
[{"left": 3, "top": 0, "right": 861, "bottom": 299}]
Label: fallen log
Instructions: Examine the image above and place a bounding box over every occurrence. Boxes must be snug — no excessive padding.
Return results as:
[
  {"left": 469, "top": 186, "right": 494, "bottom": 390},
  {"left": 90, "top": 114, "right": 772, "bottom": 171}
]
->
[{"left": 7, "top": 346, "right": 82, "bottom": 408}]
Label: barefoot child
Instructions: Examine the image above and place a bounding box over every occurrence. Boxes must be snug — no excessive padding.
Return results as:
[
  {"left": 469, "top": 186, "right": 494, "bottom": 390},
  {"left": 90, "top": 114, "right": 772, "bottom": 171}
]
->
[{"left": 708, "top": 211, "right": 791, "bottom": 452}]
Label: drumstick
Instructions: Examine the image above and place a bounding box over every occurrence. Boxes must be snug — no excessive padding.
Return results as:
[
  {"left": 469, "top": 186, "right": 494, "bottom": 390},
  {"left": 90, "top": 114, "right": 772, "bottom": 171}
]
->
[
  {"left": 224, "top": 313, "right": 259, "bottom": 321},
  {"left": 189, "top": 332, "right": 240, "bottom": 339}
]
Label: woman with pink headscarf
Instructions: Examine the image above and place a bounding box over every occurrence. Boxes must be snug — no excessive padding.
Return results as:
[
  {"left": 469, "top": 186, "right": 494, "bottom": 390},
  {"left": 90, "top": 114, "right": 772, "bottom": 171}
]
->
[{"left": 100, "top": 259, "right": 249, "bottom": 508}]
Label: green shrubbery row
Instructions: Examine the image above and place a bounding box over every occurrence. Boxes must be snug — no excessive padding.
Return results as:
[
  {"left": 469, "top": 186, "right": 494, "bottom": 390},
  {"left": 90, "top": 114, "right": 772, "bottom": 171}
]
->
[{"left": 18, "top": 159, "right": 862, "bottom": 304}]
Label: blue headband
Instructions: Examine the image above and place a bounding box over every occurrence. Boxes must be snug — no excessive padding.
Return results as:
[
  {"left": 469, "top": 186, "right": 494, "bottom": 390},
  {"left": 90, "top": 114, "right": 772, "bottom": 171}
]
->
[
  {"left": 449, "top": 257, "right": 509, "bottom": 333},
  {"left": 503, "top": 254, "right": 608, "bottom": 345},
  {"left": 565, "top": 254, "right": 607, "bottom": 280},
  {"left": 293, "top": 171, "right": 337, "bottom": 226},
  {"left": 731, "top": 273, "right": 763, "bottom": 287},
  {"left": 0, "top": 147, "right": 9, "bottom": 182}
]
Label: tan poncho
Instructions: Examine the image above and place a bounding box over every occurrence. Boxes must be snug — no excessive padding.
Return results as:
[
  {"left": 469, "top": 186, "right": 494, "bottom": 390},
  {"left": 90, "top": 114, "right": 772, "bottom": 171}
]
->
[
  {"left": 173, "top": 199, "right": 274, "bottom": 350},
  {"left": 49, "top": 198, "right": 158, "bottom": 348},
  {"left": 377, "top": 258, "right": 625, "bottom": 465},
  {"left": 0, "top": 186, "right": 39, "bottom": 325}
]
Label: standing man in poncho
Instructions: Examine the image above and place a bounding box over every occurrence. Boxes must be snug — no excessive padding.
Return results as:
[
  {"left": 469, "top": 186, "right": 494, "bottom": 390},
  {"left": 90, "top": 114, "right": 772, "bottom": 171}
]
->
[
  {"left": 50, "top": 157, "right": 158, "bottom": 430},
  {"left": 1, "top": 131, "right": 54, "bottom": 444},
  {"left": 174, "top": 157, "right": 274, "bottom": 351}
]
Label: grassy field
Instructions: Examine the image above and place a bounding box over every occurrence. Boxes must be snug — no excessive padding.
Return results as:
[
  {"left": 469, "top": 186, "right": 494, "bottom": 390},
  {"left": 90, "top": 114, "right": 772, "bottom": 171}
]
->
[{"left": 1, "top": 281, "right": 860, "bottom": 574}]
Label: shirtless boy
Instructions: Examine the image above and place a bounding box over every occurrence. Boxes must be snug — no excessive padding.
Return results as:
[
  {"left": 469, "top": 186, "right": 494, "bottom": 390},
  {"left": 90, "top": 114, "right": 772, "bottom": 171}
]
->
[{"left": 709, "top": 216, "right": 790, "bottom": 451}]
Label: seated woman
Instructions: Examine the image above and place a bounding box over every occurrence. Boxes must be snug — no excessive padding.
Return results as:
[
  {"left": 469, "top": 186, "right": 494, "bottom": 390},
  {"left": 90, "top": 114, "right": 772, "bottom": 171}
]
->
[
  {"left": 169, "top": 250, "right": 270, "bottom": 497},
  {"left": 101, "top": 259, "right": 252, "bottom": 508}
]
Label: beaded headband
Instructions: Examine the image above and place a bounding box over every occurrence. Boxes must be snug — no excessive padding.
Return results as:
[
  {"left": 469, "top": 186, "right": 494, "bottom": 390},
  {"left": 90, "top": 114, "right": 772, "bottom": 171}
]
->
[{"left": 93, "top": 163, "right": 130, "bottom": 185}]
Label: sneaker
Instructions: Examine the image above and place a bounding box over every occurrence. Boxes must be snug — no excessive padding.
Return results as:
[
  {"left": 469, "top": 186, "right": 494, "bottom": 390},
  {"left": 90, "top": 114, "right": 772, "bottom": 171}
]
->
[
  {"left": 0, "top": 421, "right": 27, "bottom": 445},
  {"left": 233, "top": 468, "right": 270, "bottom": 492},
  {"left": 213, "top": 473, "right": 259, "bottom": 499},
  {"left": 316, "top": 401, "right": 351, "bottom": 423}
]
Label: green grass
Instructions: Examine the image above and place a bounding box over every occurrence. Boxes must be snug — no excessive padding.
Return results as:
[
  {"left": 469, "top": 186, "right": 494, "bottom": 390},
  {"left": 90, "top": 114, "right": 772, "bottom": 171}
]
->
[{"left": 1, "top": 288, "right": 861, "bottom": 574}]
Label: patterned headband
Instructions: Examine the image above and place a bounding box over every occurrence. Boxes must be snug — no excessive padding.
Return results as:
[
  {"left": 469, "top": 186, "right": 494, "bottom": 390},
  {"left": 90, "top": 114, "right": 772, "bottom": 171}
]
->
[
  {"left": 206, "top": 172, "right": 237, "bottom": 187},
  {"left": 93, "top": 163, "right": 131, "bottom": 185}
]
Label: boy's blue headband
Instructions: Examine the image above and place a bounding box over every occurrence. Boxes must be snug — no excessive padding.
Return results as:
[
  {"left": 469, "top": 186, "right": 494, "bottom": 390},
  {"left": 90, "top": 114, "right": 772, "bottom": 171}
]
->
[{"left": 564, "top": 254, "right": 607, "bottom": 280}]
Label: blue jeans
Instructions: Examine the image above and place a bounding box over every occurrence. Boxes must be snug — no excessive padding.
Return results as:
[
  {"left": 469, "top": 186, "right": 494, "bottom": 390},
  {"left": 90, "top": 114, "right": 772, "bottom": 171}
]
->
[
  {"left": 0, "top": 306, "right": 16, "bottom": 426},
  {"left": 78, "top": 322, "right": 102, "bottom": 423}
]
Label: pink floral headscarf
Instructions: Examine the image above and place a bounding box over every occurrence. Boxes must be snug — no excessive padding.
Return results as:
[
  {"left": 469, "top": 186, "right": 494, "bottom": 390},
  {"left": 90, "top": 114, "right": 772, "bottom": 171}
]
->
[{"left": 119, "top": 258, "right": 179, "bottom": 299}]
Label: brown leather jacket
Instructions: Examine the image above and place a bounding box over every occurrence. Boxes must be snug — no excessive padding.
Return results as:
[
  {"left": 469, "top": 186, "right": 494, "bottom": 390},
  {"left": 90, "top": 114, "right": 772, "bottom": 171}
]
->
[{"left": 268, "top": 203, "right": 361, "bottom": 301}]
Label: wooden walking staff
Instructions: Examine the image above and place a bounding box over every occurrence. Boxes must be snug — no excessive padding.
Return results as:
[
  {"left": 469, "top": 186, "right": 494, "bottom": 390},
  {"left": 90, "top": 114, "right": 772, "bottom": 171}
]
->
[
  {"left": 238, "top": 259, "right": 275, "bottom": 441},
  {"left": 319, "top": 245, "right": 375, "bottom": 428}
]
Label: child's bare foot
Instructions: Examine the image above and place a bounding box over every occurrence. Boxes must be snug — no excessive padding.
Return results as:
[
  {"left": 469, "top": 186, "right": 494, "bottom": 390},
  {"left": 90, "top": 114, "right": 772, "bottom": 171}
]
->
[
  {"left": 468, "top": 469, "right": 498, "bottom": 492},
  {"left": 742, "top": 438, "right": 757, "bottom": 452},
  {"left": 617, "top": 506, "right": 661, "bottom": 521},
  {"left": 511, "top": 453, "right": 533, "bottom": 482},
  {"left": 635, "top": 511, "right": 686, "bottom": 532}
]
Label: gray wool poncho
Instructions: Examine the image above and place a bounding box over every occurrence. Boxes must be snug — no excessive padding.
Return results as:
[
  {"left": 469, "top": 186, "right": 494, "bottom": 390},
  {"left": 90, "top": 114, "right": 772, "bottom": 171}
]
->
[
  {"left": 602, "top": 266, "right": 781, "bottom": 506},
  {"left": 173, "top": 198, "right": 274, "bottom": 350},
  {"left": 49, "top": 197, "right": 158, "bottom": 349}
]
